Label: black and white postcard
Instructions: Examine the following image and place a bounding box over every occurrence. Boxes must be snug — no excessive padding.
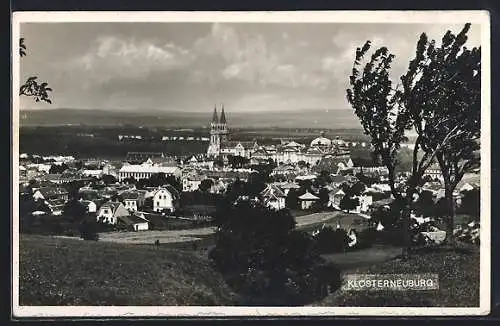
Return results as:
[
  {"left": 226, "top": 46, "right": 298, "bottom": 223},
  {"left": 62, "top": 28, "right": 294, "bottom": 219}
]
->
[{"left": 11, "top": 11, "right": 491, "bottom": 317}]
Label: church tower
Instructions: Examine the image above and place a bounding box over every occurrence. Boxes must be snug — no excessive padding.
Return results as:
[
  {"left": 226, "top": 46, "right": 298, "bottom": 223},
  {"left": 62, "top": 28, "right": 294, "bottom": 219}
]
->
[
  {"left": 220, "top": 104, "right": 229, "bottom": 142},
  {"left": 207, "top": 104, "right": 229, "bottom": 157}
]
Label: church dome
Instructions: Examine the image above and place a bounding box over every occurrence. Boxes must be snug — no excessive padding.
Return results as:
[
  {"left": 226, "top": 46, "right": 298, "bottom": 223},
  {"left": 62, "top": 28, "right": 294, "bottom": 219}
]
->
[{"left": 310, "top": 131, "right": 332, "bottom": 147}]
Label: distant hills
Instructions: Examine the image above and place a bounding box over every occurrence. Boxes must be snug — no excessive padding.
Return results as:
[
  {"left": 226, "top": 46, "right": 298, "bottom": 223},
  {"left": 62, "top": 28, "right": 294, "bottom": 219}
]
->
[{"left": 19, "top": 108, "right": 363, "bottom": 129}]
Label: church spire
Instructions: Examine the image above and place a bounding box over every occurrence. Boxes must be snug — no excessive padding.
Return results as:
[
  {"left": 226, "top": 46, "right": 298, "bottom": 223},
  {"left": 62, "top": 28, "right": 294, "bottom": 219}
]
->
[
  {"left": 220, "top": 104, "right": 226, "bottom": 124},
  {"left": 212, "top": 104, "right": 218, "bottom": 123}
]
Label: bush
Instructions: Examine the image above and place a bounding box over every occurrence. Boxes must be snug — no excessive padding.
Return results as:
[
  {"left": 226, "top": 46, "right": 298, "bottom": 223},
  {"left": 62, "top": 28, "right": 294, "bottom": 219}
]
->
[
  {"left": 351, "top": 228, "right": 377, "bottom": 250},
  {"left": 209, "top": 199, "right": 333, "bottom": 305},
  {"left": 374, "top": 229, "right": 406, "bottom": 246},
  {"left": 313, "top": 227, "right": 349, "bottom": 254},
  {"left": 79, "top": 220, "right": 99, "bottom": 241}
]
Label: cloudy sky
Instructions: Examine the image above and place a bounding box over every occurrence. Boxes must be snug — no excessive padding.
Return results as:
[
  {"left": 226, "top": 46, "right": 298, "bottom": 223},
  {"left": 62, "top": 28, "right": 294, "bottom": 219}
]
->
[{"left": 19, "top": 22, "right": 481, "bottom": 113}]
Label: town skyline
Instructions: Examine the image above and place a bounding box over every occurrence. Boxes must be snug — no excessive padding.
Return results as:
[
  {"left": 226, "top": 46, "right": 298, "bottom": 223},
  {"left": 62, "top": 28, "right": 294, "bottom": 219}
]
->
[{"left": 20, "top": 22, "right": 481, "bottom": 113}]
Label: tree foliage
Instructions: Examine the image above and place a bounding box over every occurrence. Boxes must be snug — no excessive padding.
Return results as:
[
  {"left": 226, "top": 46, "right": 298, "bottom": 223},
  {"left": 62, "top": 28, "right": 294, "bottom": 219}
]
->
[
  {"left": 210, "top": 199, "right": 339, "bottom": 304},
  {"left": 401, "top": 24, "right": 481, "bottom": 242},
  {"left": 19, "top": 38, "right": 53, "bottom": 104},
  {"left": 346, "top": 23, "right": 480, "bottom": 251}
]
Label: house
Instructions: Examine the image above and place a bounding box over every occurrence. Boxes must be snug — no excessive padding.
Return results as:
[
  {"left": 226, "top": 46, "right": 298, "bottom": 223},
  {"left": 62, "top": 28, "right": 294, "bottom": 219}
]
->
[
  {"left": 260, "top": 184, "right": 286, "bottom": 210},
  {"left": 121, "top": 191, "right": 142, "bottom": 212},
  {"left": 298, "top": 191, "right": 320, "bottom": 210},
  {"left": 151, "top": 187, "right": 177, "bottom": 213},
  {"left": 97, "top": 201, "right": 130, "bottom": 224},
  {"left": 117, "top": 213, "right": 149, "bottom": 231},
  {"left": 46, "top": 199, "right": 65, "bottom": 216},
  {"left": 355, "top": 194, "right": 373, "bottom": 213},
  {"left": 329, "top": 189, "right": 345, "bottom": 208},
  {"left": 423, "top": 163, "right": 443, "bottom": 182},
  {"left": 279, "top": 182, "right": 301, "bottom": 196},
  {"left": 182, "top": 174, "right": 205, "bottom": 192},
  {"left": 330, "top": 175, "right": 347, "bottom": 187},
  {"left": 80, "top": 199, "right": 97, "bottom": 213},
  {"left": 33, "top": 187, "right": 69, "bottom": 202}
]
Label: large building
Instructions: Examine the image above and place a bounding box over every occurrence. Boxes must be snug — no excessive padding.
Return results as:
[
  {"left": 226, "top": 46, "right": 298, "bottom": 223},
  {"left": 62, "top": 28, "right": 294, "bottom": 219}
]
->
[
  {"left": 118, "top": 160, "right": 182, "bottom": 182},
  {"left": 207, "top": 104, "right": 229, "bottom": 157}
]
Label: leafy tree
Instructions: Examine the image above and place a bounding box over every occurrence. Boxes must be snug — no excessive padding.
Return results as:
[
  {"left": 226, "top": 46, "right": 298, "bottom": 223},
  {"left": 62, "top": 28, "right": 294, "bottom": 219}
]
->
[
  {"left": 315, "top": 170, "right": 332, "bottom": 187},
  {"left": 199, "top": 178, "right": 214, "bottom": 193},
  {"left": 102, "top": 174, "right": 117, "bottom": 185},
  {"left": 122, "top": 176, "right": 137, "bottom": 185},
  {"left": 313, "top": 227, "right": 349, "bottom": 254},
  {"left": 346, "top": 24, "right": 478, "bottom": 253},
  {"left": 355, "top": 172, "right": 378, "bottom": 187},
  {"left": 19, "top": 38, "right": 52, "bottom": 103},
  {"left": 318, "top": 187, "right": 330, "bottom": 208},
  {"left": 402, "top": 24, "right": 481, "bottom": 244},
  {"left": 79, "top": 219, "right": 99, "bottom": 241},
  {"left": 339, "top": 196, "right": 359, "bottom": 213},
  {"left": 246, "top": 172, "right": 266, "bottom": 197},
  {"left": 209, "top": 199, "right": 334, "bottom": 304},
  {"left": 413, "top": 190, "right": 436, "bottom": 217},
  {"left": 285, "top": 188, "right": 299, "bottom": 210},
  {"left": 458, "top": 188, "right": 480, "bottom": 219},
  {"left": 63, "top": 199, "right": 87, "bottom": 222},
  {"left": 227, "top": 155, "right": 250, "bottom": 169}
]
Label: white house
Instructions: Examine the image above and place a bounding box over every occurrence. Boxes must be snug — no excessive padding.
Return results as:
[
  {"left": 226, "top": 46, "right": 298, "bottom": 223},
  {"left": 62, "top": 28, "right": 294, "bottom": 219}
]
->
[
  {"left": 151, "top": 187, "right": 176, "bottom": 213},
  {"left": 97, "top": 201, "right": 130, "bottom": 224},
  {"left": 260, "top": 184, "right": 286, "bottom": 210},
  {"left": 182, "top": 175, "right": 204, "bottom": 192},
  {"left": 298, "top": 191, "right": 320, "bottom": 210},
  {"left": 118, "top": 213, "right": 149, "bottom": 231},
  {"left": 80, "top": 200, "right": 97, "bottom": 213}
]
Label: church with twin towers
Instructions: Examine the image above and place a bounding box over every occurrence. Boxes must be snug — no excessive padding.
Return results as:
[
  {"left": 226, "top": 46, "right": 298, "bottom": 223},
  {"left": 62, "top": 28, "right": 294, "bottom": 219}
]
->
[{"left": 206, "top": 104, "right": 229, "bottom": 157}]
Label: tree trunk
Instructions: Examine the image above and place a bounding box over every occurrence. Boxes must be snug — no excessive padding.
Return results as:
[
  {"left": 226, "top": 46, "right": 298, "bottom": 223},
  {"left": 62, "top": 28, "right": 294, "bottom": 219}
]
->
[
  {"left": 444, "top": 186, "right": 456, "bottom": 247},
  {"left": 401, "top": 199, "right": 412, "bottom": 258}
]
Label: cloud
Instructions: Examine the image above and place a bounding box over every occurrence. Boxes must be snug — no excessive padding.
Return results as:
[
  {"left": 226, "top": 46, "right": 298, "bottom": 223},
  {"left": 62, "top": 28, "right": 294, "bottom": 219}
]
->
[
  {"left": 71, "top": 35, "right": 196, "bottom": 82},
  {"left": 194, "top": 23, "right": 333, "bottom": 90}
]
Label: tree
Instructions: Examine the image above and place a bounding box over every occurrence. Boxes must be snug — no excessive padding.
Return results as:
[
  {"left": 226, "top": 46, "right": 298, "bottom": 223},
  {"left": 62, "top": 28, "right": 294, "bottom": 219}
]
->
[
  {"left": 102, "top": 174, "right": 117, "bottom": 185},
  {"left": 19, "top": 38, "right": 52, "bottom": 103},
  {"left": 285, "top": 188, "right": 299, "bottom": 210},
  {"left": 79, "top": 219, "right": 99, "bottom": 241},
  {"left": 63, "top": 199, "right": 87, "bottom": 222},
  {"left": 413, "top": 190, "right": 436, "bottom": 217},
  {"left": 209, "top": 199, "right": 333, "bottom": 304},
  {"left": 199, "top": 179, "right": 214, "bottom": 193},
  {"left": 402, "top": 24, "right": 480, "bottom": 244},
  {"left": 315, "top": 170, "right": 332, "bottom": 187},
  {"left": 458, "top": 188, "right": 480, "bottom": 220},
  {"left": 318, "top": 188, "right": 330, "bottom": 208},
  {"left": 340, "top": 196, "right": 359, "bottom": 213},
  {"left": 346, "top": 24, "right": 478, "bottom": 253}
]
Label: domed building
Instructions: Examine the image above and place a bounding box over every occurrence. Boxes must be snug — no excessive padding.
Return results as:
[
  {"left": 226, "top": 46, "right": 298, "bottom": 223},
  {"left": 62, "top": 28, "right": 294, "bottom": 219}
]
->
[{"left": 310, "top": 131, "right": 332, "bottom": 149}]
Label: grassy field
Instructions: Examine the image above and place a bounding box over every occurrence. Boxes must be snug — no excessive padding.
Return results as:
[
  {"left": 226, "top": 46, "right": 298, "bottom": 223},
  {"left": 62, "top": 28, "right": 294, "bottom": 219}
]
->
[
  {"left": 315, "top": 245, "right": 480, "bottom": 307},
  {"left": 19, "top": 235, "right": 238, "bottom": 306}
]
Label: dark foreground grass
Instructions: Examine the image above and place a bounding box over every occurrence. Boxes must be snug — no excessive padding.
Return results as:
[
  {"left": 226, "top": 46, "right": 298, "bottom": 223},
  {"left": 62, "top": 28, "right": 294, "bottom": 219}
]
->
[
  {"left": 19, "top": 235, "right": 238, "bottom": 306},
  {"left": 316, "top": 245, "right": 480, "bottom": 307}
]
